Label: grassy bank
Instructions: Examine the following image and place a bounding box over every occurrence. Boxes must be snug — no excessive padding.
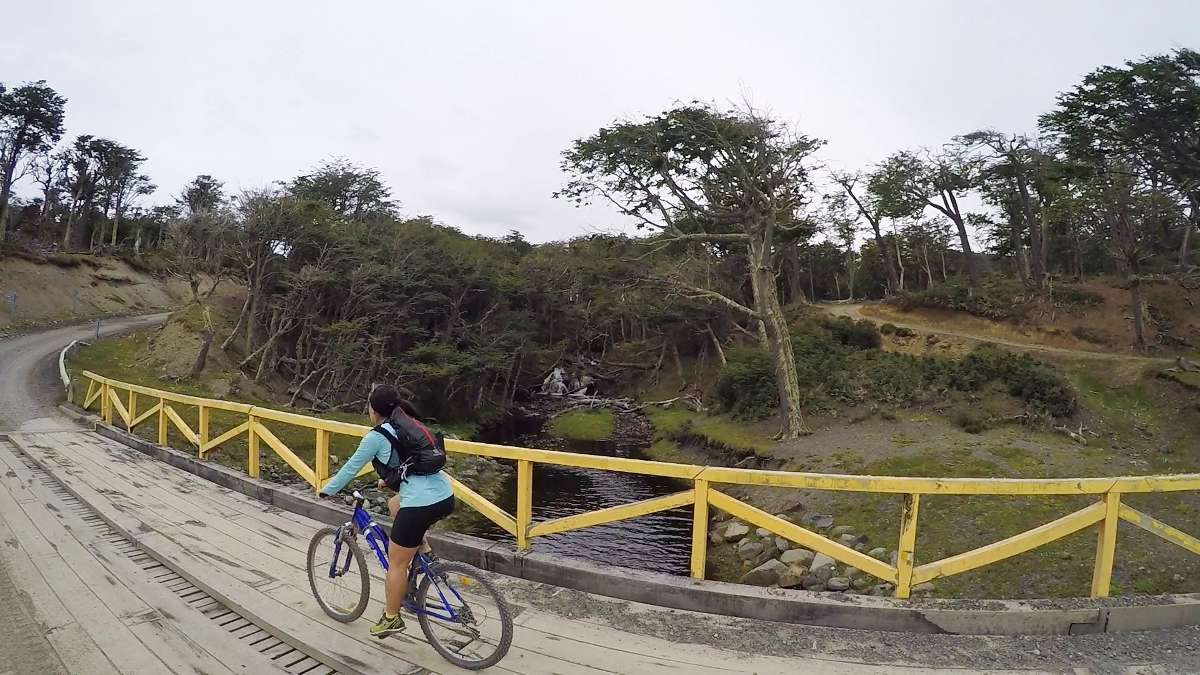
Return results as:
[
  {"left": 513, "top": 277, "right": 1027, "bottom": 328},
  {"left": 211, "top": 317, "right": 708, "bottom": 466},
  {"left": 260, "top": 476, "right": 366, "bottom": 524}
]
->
[{"left": 549, "top": 409, "right": 615, "bottom": 441}]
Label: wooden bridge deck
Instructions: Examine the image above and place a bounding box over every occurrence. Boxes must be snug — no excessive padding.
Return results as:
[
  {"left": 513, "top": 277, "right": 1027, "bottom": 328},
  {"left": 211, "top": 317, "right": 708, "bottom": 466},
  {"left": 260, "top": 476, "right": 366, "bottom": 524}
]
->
[{"left": 1, "top": 430, "right": 1034, "bottom": 674}]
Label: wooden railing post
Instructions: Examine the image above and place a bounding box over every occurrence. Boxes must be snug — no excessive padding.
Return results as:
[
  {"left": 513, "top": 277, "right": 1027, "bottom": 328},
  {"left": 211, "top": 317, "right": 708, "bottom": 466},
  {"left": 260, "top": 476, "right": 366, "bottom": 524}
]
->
[
  {"left": 247, "top": 413, "right": 260, "bottom": 478},
  {"left": 127, "top": 391, "right": 136, "bottom": 432},
  {"left": 315, "top": 429, "right": 331, "bottom": 493},
  {"left": 1091, "top": 491, "right": 1121, "bottom": 598},
  {"left": 895, "top": 493, "right": 921, "bottom": 598},
  {"left": 516, "top": 459, "right": 532, "bottom": 550},
  {"left": 690, "top": 478, "right": 709, "bottom": 580},
  {"left": 101, "top": 381, "right": 112, "bottom": 424},
  {"left": 198, "top": 405, "right": 210, "bottom": 455},
  {"left": 157, "top": 396, "right": 167, "bottom": 445}
]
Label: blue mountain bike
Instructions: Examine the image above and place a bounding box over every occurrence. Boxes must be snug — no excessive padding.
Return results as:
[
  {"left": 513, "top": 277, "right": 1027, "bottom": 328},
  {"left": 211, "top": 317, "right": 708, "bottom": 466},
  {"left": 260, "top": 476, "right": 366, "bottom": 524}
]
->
[{"left": 306, "top": 491, "right": 513, "bottom": 670}]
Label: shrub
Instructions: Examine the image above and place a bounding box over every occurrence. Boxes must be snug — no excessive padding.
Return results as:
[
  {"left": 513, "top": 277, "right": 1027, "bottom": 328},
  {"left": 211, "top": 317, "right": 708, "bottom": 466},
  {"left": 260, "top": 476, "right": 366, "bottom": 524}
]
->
[
  {"left": 1070, "top": 325, "right": 1108, "bottom": 344},
  {"left": 1056, "top": 286, "right": 1104, "bottom": 307},
  {"left": 880, "top": 323, "right": 898, "bottom": 335},
  {"left": 951, "top": 407, "right": 991, "bottom": 434},
  {"left": 951, "top": 347, "right": 1076, "bottom": 417},
  {"left": 715, "top": 348, "right": 777, "bottom": 420},
  {"left": 895, "top": 326, "right": 916, "bottom": 337},
  {"left": 818, "top": 316, "right": 881, "bottom": 350}
]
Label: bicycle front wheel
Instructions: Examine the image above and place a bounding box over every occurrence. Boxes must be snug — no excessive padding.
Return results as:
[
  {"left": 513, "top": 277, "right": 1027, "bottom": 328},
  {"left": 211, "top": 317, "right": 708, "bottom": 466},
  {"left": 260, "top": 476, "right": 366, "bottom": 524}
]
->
[
  {"left": 417, "top": 561, "right": 513, "bottom": 670},
  {"left": 307, "top": 526, "right": 370, "bottom": 622}
]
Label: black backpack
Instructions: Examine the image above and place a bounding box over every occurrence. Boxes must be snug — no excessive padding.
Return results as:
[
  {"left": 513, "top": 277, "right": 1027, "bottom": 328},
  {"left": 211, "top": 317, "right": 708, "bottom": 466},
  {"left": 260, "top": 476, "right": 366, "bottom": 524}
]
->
[{"left": 371, "top": 411, "right": 447, "bottom": 489}]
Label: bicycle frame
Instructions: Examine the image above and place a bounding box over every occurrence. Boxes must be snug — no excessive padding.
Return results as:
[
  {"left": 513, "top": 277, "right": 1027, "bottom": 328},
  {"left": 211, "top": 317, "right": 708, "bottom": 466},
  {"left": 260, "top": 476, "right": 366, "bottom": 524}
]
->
[{"left": 327, "top": 491, "right": 467, "bottom": 624}]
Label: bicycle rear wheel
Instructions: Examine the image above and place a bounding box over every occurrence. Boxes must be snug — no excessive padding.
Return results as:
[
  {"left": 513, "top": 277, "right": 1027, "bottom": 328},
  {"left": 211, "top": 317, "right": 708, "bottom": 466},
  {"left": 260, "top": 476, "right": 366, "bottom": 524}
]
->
[
  {"left": 307, "top": 526, "right": 370, "bottom": 622},
  {"left": 416, "top": 561, "right": 513, "bottom": 670}
]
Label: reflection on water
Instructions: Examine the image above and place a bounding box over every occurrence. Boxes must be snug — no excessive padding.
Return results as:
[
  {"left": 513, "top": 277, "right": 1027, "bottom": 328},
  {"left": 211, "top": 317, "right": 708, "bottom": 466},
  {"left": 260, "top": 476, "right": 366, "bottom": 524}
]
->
[{"left": 465, "top": 437, "right": 694, "bottom": 576}]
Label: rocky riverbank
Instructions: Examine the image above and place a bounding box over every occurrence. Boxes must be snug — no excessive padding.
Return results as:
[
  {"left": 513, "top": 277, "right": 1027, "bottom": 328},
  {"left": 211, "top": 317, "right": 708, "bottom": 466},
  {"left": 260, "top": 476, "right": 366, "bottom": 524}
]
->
[{"left": 708, "top": 510, "right": 934, "bottom": 597}]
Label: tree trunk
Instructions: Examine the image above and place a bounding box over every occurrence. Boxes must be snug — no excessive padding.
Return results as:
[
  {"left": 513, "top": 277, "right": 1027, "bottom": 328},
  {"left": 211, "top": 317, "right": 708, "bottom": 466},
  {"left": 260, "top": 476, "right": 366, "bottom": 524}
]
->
[
  {"left": 1015, "top": 175, "right": 1044, "bottom": 288},
  {"left": 748, "top": 234, "right": 807, "bottom": 438},
  {"left": 1130, "top": 276, "right": 1146, "bottom": 352},
  {"left": 950, "top": 214, "right": 979, "bottom": 291},
  {"left": 189, "top": 327, "right": 214, "bottom": 377},
  {"left": 921, "top": 245, "right": 934, "bottom": 289},
  {"left": 1180, "top": 196, "right": 1198, "bottom": 270},
  {"left": 1007, "top": 209, "right": 1029, "bottom": 280},
  {"left": 705, "top": 324, "right": 726, "bottom": 367},
  {"left": 221, "top": 293, "right": 252, "bottom": 352},
  {"left": 0, "top": 146, "right": 21, "bottom": 242}
]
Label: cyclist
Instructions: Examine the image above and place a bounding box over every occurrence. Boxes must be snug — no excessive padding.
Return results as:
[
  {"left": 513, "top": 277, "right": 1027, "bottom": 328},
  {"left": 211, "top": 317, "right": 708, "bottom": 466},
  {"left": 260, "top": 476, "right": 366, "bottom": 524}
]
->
[{"left": 319, "top": 385, "right": 455, "bottom": 638}]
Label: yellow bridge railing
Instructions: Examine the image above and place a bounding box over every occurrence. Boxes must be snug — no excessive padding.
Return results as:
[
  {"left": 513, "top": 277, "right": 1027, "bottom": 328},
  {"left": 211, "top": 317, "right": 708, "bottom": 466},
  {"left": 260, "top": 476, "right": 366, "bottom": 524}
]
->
[{"left": 78, "top": 371, "right": 1200, "bottom": 599}]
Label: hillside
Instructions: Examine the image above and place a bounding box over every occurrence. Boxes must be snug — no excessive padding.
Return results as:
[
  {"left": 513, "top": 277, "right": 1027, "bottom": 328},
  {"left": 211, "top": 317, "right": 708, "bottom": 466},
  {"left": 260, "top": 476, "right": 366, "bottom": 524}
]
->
[{"left": 0, "top": 251, "right": 191, "bottom": 330}]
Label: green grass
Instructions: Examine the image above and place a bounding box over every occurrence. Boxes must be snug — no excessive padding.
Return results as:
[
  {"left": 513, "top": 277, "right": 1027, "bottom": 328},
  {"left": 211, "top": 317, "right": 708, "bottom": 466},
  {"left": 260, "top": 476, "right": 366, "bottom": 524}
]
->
[
  {"left": 645, "top": 408, "right": 772, "bottom": 453},
  {"left": 549, "top": 409, "right": 615, "bottom": 441},
  {"left": 1066, "top": 368, "right": 1159, "bottom": 437}
]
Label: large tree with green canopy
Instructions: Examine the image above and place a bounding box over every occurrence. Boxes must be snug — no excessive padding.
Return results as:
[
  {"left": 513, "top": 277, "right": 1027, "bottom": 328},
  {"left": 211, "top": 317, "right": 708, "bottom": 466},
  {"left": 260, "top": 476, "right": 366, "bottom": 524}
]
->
[
  {"left": 557, "top": 103, "right": 824, "bottom": 438},
  {"left": 0, "top": 80, "right": 67, "bottom": 241}
]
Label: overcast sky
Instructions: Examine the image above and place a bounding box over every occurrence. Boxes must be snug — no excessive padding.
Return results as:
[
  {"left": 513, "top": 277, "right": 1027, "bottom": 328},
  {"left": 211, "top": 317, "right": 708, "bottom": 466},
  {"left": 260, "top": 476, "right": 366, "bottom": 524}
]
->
[{"left": 3, "top": 1, "right": 1196, "bottom": 242}]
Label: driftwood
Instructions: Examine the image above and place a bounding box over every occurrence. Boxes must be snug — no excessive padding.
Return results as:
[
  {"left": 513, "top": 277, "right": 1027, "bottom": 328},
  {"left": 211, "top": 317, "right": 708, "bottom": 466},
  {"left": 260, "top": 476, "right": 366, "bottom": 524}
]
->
[
  {"left": 1053, "top": 423, "right": 1089, "bottom": 445},
  {"left": 546, "top": 393, "right": 704, "bottom": 417}
]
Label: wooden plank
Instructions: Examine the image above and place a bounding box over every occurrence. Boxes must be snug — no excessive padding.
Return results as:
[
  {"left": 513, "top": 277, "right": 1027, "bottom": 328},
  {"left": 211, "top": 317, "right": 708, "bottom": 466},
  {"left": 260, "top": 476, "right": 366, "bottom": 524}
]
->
[
  {"left": 108, "top": 387, "right": 131, "bottom": 426},
  {"left": 1, "top": 442, "right": 285, "bottom": 674},
  {"left": 528, "top": 490, "right": 694, "bottom": 538},
  {"left": 894, "top": 493, "right": 920, "bottom": 599},
  {"left": 165, "top": 405, "right": 201, "bottom": 447},
  {"left": 201, "top": 420, "right": 250, "bottom": 455},
  {"left": 449, "top": 475, "right": 518, "bottom": 536},
  {"left": 690, "top": 478, "right": 709, "bottom": 580},
  {"left": 0, "top": 514, "right": 120, "bottom": 675},
  {"left": 248, "top": 415, "right": 260, "bottom": 478},
  {"left": 450, "top": 438, "right": 704, "bottom": 479},
  {"left": 1091, "top": 493, "right": 1121, "bottom": 598},
  {"left": 131, "top": 401, "right": 162, "bottom": 428},
  {"left": 708, "top": 489, "right": 897, "bottom": 583},
  {"left": 911, "top": 502, "right": 1106, "bottom": 586},
  {"left": 0, "top": 452, "right": 169, "bottom": 674},
  {"left": 517, "top": 459, "right": 532, "bottom": 549},
  {"left": 1119, "top": 504, "right": 1200, "bottom": 555},
  {"left": 252, "top": 421, "right": 315, "bottom": 486}
]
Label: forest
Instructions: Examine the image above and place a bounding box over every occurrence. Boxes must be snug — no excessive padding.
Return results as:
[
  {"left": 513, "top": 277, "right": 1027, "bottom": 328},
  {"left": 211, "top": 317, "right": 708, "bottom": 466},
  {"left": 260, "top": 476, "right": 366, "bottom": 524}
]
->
[{"left": 2, "top": 49, "right": 1197, "bottom": 438}]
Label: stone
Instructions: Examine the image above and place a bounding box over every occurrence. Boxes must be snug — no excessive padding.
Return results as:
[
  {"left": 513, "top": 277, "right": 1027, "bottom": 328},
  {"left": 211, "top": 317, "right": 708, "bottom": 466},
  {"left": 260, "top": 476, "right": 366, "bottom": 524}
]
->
[
  {"left": 780, "top": 548, "right": 814, "bottom": 566},
  {"left": 837, "top": 533, "right": 859, "bottom": 547},
  {"left": 854, "top": 543, "right": 869, "bottom": 553},
  {"left": 890, "top": 550, "right": 899, "bottom": 567},
  {"left": 329, "top": 454, "right": 339, "bottom": 465},
  {"left": 846, "top": 567, "right": 867, "bottom": 581},
  {"left": 723, "top": 522, "right": 750, "bottom": 542},
  {"left": 1174, "top": 573, "right": 1186, "bottom": 583},
  {"left": 810, "top": 552, "right": 836, "bottom": 572},
  {"left": 737, "top": 541, "right": 765, "bottom": 560},
  {"left": 830, "top": 525, "right": 856, "bottom": 537},
  {"left": 740, "top": 559, "right": 788, "bottom": 587},
  {"left": 755, "top": 527, "right": 772, "bottom": 538},
  {"left": 778, "top": 569, "right": 804, "bottom": 588},
  {"left": 775, "top": 513, "right": 793, "bottom": 523},
  {"left": 801, "top": 513, "right": 834, "bottom": 530},
  {"left": 709, "top": 531, "right": 725, "bottom": 546},
  {"left": 811, "top": 564, "right": 835, "bottom": 583},
  {"left": 775, "top": 537, "right": 790, "bottom": 553},
  {"left": 869, "top": 583, "right": 895, "bottom": 597},
  {"left": 827, "top": 577, "right": 851, "bottom": 592},
  {"left": 911, "top": 582, "right": 935, "bottom": 595},
  {"left": 800, "top": 575, "right": 826, "bottom": 591},
  {"left": 852, "top": 576, "right": 874, "bottom": 591},
  {"left": 868, "top": 547, "right": 889, "bottom": 561}
]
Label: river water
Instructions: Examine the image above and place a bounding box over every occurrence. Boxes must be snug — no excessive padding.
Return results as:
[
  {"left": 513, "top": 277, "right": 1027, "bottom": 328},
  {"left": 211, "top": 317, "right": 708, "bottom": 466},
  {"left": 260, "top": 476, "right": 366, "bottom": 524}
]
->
[{"left": 465, "top": 434, "right": 696, "bottom": 576}]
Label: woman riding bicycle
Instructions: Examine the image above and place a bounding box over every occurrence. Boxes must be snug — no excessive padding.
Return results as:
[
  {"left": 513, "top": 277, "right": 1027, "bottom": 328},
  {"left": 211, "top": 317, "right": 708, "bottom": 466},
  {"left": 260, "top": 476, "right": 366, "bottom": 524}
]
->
[{"left": 319, "top": 385, "right": 455, "bottom": 637}]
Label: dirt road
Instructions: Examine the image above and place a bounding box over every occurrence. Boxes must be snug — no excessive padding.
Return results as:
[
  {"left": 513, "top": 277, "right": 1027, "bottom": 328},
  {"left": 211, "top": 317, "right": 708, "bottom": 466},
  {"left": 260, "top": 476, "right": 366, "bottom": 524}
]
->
[
  {"left": 0, "top": 314, "right": 167, "bottom": 432},
  {"left": 823, "top": 302, "right": 1174, "bottom": 365}
]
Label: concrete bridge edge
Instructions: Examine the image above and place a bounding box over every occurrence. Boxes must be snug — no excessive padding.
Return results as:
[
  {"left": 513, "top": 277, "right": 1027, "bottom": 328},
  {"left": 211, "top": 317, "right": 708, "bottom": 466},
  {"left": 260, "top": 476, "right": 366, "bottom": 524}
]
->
[{"left": 51, "top": 403, "right": 1200, "bottom": 637}]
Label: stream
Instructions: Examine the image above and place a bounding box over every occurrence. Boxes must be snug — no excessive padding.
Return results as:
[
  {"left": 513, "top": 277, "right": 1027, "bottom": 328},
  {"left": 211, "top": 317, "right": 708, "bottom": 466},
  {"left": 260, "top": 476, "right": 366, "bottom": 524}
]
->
[{"left": 465, "top": 414, "right": 696, "bottom": 576}]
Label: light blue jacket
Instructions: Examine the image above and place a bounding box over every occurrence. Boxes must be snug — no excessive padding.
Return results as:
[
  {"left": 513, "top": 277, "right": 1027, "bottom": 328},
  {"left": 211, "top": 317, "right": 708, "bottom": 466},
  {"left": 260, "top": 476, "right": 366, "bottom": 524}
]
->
[{"left": 320, "top": 421, "right": 453, "bottom": 508}]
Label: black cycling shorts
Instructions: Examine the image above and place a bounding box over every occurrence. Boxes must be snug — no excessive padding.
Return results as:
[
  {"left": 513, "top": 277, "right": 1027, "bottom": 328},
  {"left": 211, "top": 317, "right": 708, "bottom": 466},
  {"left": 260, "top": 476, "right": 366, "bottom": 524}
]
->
[{"left": 390, "top": 495, "right": 455, "bottom": 547}]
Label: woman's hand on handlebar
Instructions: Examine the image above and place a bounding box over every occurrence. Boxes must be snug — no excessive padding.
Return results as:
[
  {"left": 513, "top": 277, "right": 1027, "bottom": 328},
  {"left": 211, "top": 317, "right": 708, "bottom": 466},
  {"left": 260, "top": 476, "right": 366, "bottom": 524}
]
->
[{"left": 376, "top": 479, "right": 387, "bottom": 491}]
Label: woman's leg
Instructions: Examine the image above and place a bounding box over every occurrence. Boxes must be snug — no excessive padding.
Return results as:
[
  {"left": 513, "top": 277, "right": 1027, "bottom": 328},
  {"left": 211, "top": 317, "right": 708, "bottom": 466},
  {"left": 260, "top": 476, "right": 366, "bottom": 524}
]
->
[{"left": 386, "top": 541, "right": 418, "bottom": 616}]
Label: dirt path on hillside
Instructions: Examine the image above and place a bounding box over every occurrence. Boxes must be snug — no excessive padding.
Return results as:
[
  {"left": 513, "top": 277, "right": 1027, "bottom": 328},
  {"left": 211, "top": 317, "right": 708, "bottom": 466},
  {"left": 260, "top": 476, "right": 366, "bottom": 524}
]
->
[{"left": 822, "top": 302, "right": 1174, "bottom": 365}]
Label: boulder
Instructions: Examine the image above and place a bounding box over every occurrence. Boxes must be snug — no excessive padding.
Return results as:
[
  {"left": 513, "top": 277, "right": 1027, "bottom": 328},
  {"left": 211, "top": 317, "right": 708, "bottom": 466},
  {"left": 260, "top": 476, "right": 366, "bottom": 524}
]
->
[
  {"left": 778, "top": 569, "right": 805, "bottom": 588},
  {"left": 868, "top": 547, "right": 889, "bottom": 561},
  {"left": 830, "top": 525, "right": 856, "bottom": 538},
  {"left": 811, "top": 564, "right": 835, "bottom": 583},
  {"left": 852, "top": 576, "right": 874, "bottom": 591},
  {"left": 827, "top": 577, "right": 851, "bottom": 592},
  {"left": 723, "top": 522, "right": 750, "bottom": 542},
  {"left": 800, "top": 575, "right": 827, "bottom": 592},
  {"left": 775, "top": 513, "right": 793, "bottom": 523},
  {"left": 737, "top": 541, "right": 765, "bottom": 560},
  {"left": 709, "top": 531, "right": 725, "bottom": 546},
  {"left": 774, "top": 537, "right": 790, "bottom": 553},
  {"left": 810, "top": 552, "right": 836, "bottom": 572},
  {"left": 837, "top": 533, "right": 859, "bottom": 547},
  {"left": 802, "top": 514, "right": 835, "bottom": 530},
  {"left": 740, "top": 559, "right": 788, "bottom": 587},
  {"left": 780, "top": 548, "right": 814, "bottom": 566},
  {"left": 755, "top": 527, "right": 772, "bottom": 538}
]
